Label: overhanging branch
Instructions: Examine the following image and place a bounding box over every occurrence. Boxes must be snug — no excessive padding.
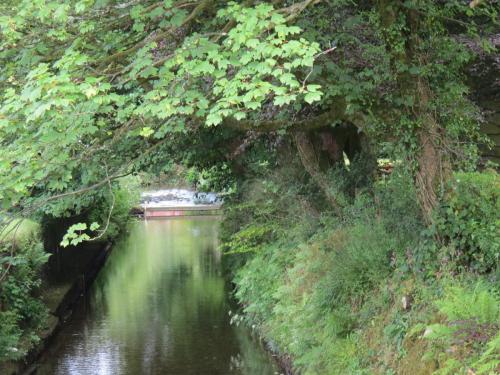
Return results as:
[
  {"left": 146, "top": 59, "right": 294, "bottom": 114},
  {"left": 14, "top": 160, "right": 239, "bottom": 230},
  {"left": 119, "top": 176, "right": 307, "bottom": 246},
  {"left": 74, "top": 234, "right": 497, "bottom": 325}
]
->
[
  {"left": 98, "top": 0, "right": 210, "bottom": 67},
  {"left": 223, "top": 99, "right": 365, "bottom": 132}
]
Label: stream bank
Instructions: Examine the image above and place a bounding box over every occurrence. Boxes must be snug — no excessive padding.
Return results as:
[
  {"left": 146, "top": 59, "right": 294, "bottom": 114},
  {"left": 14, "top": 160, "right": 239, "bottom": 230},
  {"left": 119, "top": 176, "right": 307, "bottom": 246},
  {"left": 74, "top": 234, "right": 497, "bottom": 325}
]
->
[{"left": 0, "top": 240, "right": 113, "bottom": 375}]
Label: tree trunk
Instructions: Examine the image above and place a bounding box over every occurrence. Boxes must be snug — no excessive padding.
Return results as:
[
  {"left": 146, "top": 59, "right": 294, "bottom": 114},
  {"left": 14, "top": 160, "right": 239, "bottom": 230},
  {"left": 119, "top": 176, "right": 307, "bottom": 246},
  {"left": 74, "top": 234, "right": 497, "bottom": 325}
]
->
[
  {"left": 414, "top": 81, "right": 452, "bottom": 224},
  {"left": 415, "top": 121, "right": 442, "bottom": 223},
  {"left": 378, "top": 1, "right": 451, "bottom": 223},
  {"left": 294, "top": 131, "right": 343, "bottom": 216}
]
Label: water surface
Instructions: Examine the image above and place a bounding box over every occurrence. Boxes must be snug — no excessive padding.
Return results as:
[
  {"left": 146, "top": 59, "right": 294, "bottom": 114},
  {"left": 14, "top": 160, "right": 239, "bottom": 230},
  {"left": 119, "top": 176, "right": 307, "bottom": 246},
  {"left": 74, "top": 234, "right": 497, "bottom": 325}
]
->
[{"left": 38, "top": 218, "right": 278, "bottom": 375}]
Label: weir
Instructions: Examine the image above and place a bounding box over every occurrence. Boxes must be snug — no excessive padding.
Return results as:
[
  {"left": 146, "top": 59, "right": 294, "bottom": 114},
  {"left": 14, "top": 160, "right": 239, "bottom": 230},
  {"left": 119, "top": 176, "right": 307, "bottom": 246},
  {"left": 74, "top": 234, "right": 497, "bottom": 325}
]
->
[{"left": 140, "top": 189, "right": 223, "bottom": 218}]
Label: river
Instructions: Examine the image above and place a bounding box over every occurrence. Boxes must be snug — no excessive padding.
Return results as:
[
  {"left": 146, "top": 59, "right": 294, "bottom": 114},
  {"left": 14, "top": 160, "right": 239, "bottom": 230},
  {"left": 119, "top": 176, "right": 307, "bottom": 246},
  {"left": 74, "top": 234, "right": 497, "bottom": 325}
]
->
[{"left": 36, "top": 217, "right": 278, "bottom": 374}]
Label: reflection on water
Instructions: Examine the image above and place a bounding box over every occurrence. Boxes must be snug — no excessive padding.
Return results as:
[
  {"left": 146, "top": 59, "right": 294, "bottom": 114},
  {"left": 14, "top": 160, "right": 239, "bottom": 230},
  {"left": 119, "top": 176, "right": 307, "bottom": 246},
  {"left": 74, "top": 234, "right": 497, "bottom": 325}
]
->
[{"left": 38, "top": 218, "right": 277, "bottom": 375}]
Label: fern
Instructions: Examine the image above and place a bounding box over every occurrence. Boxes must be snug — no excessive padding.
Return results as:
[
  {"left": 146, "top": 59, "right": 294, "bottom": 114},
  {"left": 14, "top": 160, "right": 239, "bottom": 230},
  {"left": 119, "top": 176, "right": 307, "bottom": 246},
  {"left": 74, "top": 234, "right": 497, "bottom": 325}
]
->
[
  {"left": 436, "top": 282, "right": 499, "bottom": 324},
  {"left": 421, "top": 281, "right": 500, "bottom": 375},
  {"left": 472, "top": 332, "right": 500, "bottom": 375}
]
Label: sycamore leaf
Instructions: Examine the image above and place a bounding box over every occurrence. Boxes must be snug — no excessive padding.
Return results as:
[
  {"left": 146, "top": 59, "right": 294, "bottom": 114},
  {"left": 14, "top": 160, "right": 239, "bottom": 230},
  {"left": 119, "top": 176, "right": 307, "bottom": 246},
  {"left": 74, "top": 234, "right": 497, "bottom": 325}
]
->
[
  {"left": 304, "top": 91, "right": 322, "bottom": 104},
  {"left": 140, "top": 127, "right": 154, "bottom": 138},
  {"left": 60, "top": 222, "right": 90, "bottom": 247}
]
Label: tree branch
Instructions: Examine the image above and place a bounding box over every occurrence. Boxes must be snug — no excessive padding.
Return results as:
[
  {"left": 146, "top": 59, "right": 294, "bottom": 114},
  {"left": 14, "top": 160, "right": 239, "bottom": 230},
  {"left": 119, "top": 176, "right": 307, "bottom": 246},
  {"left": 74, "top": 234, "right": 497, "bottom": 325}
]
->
[
  {"left": 224, "top": 99, "right": 365, "bottom": 132},
  {"left": 98, "top": 0, "right": 210, "bottom": 67},
  {"left": 280, "top": 0, "right": 322, "bottom": 22},
  {"left": 40, "top": 172, "right": 131, "bottom": 204},
  {"left": 88, "top": 164, "right": 116, "bottom": 242}
]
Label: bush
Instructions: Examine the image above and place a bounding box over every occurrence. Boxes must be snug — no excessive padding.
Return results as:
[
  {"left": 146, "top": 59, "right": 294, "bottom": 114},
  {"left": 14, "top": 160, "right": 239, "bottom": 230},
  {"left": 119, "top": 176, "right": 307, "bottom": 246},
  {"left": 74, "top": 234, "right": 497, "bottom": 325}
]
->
[
  {"left": 0, "top": 227, "right": 49, "bottom": 362},
  {"left": 434, "top": 171, "right": 499, "bottom": 273},
  {"left": 87, "top": 184, "right": 137, "bottom": 242},
  {"left": 225, "top": 151, "right": 499, "bottom": 374},
  {"left": 375, "top": 171, "right": 424, "bottom": 244},
  {"left": 226, "top": 163, "right": 427, "bottom": 374},
  {"left": 233, "top": 208, "right": 403, "bottom": 373},
  {"left": 322, "top": 222, "right": 397, "bottom": 304},
  {"left": 234, "top": 226, "right": 370, "bottom": 374},
  {"left": 0, "top": 312, "right": 22, "bottom": 361}
]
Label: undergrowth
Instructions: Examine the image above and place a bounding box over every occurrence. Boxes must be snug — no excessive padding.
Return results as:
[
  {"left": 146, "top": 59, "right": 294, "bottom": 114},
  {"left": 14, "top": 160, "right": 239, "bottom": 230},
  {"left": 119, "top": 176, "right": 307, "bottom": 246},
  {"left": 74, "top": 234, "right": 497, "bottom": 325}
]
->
[
  {"left": 222, "top": 155, "right": 499, "bottom": 374},
  {"left": 0, "top": 224, "right": 49, "bottom": 362}
]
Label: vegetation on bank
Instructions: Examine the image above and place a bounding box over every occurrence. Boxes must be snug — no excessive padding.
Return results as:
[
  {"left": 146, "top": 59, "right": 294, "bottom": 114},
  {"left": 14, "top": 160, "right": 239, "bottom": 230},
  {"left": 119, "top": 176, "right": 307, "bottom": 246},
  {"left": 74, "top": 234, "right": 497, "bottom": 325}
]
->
[
  {"left": 0, "top": 180, "right": 137, "bottom": 362},
  {"left": 0, "top": 221, "right": 48, "bottom": 362},
  {"left": 221, "top": 154, "right": 499, "bottom": 374}
]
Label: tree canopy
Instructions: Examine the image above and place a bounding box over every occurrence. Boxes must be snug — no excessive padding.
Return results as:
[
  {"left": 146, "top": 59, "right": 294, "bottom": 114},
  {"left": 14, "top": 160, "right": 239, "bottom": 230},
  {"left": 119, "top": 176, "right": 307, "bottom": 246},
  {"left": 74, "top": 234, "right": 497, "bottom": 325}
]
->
[{"left": 0, "top": 0, "right": 497, "bottom": 228}]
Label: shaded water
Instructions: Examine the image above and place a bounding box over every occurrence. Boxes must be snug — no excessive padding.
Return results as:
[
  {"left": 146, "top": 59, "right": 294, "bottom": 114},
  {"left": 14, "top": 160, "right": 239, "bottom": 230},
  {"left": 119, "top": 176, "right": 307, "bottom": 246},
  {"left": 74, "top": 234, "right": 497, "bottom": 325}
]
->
[{"left": 37, "top": 218, "right": 278, "bottom": 375}]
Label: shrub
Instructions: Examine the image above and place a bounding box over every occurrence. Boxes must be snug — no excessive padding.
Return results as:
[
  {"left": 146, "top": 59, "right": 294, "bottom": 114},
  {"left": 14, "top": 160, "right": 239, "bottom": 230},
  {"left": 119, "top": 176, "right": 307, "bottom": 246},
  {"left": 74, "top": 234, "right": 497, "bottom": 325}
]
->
[
  {"left": 88, "top": 185, "right": 137, "bottom": 242},
  {"left": 375, "top": 171, "right": 424, "bottom": 244},
  {"left": 0, "top": 311, "right": 22, "bottom": 361},
  {"left": 434, "top": 171, "right": 499, "bottom": 273},
  {"left": 0, "top": 226, "right": 49, "bottom": 362},
  {"left": 226, "top": 163, "right": 427, "bottom": 374},
  {"left": 321, "top": 222, "right": 397, "bottom": 305}
]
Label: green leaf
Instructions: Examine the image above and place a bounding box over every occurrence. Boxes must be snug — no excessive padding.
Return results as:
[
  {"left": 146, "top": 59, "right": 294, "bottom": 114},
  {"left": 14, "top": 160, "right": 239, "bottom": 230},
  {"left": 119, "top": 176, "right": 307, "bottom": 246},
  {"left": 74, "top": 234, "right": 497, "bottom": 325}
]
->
[
  {"left": 304, "top": 91, "right": 322, "bottom": 104},
  {"left": 140, "top": 127, "right": 154, "bottom": 138}
]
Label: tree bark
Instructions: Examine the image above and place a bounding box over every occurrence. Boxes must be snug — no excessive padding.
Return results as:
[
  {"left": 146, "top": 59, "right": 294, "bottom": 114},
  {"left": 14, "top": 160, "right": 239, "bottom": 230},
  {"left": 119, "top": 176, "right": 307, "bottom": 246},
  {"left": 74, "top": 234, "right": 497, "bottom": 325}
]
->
[
  {"left": 294, "top": 131, "right": 344, "bottom": 216},
  {"left": 414, "top": 83, "right": 451, "bottom": 223},
  {"left": 378, "top": 0, "right": 451, "bottom": 223}
]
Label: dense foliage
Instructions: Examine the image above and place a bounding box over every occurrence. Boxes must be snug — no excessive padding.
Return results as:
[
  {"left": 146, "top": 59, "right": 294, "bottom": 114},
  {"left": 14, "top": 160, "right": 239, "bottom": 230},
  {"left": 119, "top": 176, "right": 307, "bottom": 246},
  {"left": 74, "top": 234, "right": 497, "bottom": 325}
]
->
[
  {"left": 0, "top": 0, "right": 497, "bottom": 220},
  {"left": 0, "top": 222, "right": 49, "bottom": 362},
  {"left": 432, "top": 171, "right": 500, "bottom": 273},
  {"left": 0, "top": 0, "right": 498, "bottom": 373},
  {"left": 221, "top": 152, "right": 498, "bottom": 374}
]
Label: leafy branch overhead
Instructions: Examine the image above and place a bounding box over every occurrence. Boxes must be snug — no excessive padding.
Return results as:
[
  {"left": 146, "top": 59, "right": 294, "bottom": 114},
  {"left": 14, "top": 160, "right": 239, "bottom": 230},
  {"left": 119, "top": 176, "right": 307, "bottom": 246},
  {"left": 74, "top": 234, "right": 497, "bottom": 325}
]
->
[
  {"left": 0, "top": 0, "right": 497, "bottom": 226},
  {"left": 0, "top": 0, "right": 325, "bottom": 213},
  {"left": 60, "top": 221, "right": 100, "bottom": 247},
  {"left": 133, "top": 3, "right": 323, "bottom": 126}
]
